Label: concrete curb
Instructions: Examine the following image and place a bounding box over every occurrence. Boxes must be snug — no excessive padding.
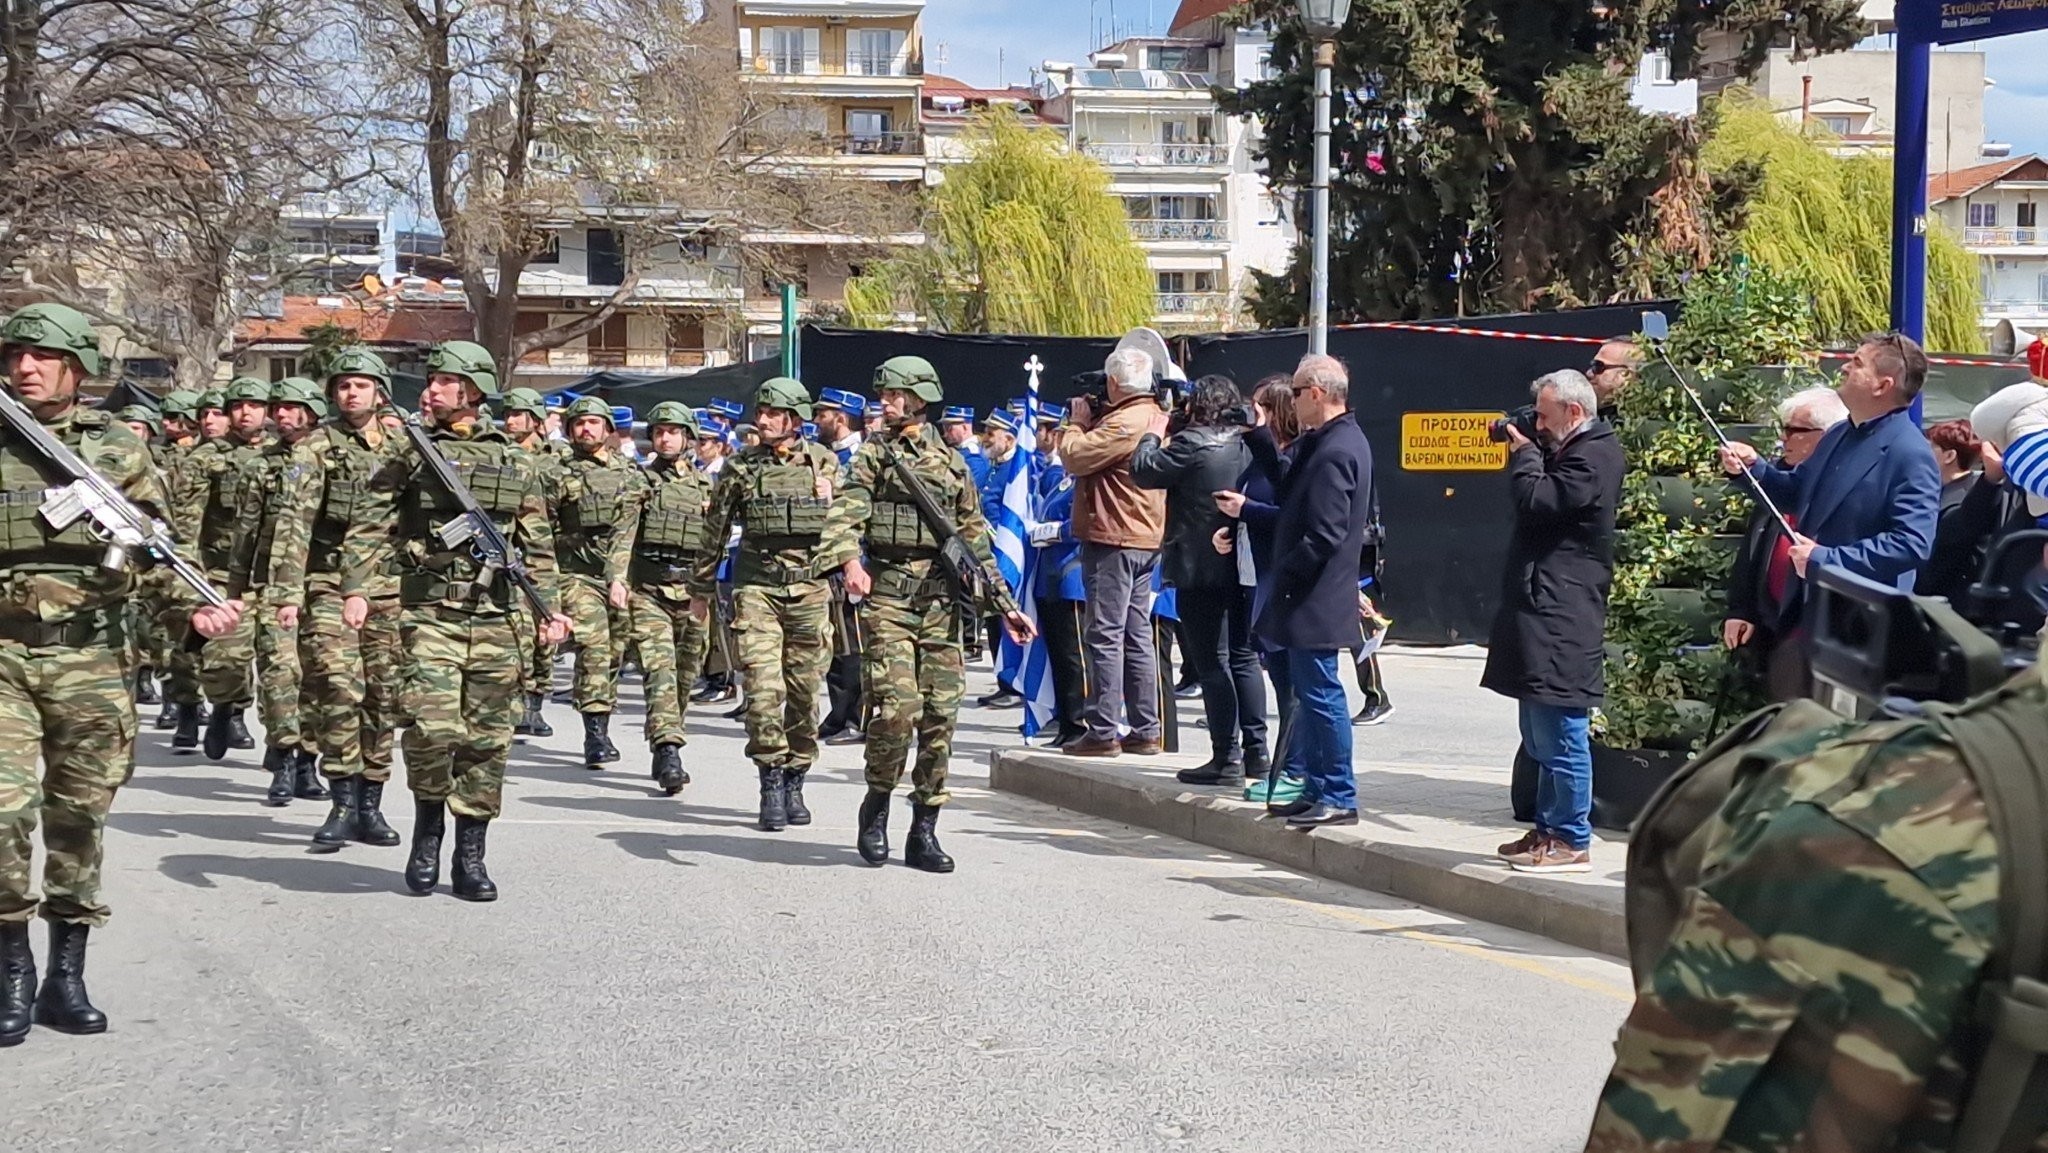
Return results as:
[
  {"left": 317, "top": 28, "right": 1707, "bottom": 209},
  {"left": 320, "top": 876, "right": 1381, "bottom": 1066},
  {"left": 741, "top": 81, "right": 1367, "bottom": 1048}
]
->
[{"left": 988, "top": 750, "right": 1627, "bottom": 959}]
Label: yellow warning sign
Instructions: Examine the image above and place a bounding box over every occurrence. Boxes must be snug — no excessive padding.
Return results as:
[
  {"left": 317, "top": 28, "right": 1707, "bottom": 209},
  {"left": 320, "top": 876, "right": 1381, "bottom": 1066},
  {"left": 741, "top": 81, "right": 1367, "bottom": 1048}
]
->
[{"left": 1400, "top": 412, "right": 1509, "bottom": 472}]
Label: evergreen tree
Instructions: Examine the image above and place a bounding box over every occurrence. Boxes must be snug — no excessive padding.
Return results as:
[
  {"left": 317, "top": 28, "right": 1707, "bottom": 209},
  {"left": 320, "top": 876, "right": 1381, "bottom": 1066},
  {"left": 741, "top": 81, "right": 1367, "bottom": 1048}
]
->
[{"left": 1218, "top": 0, "right": 1868, "bottom": 324}]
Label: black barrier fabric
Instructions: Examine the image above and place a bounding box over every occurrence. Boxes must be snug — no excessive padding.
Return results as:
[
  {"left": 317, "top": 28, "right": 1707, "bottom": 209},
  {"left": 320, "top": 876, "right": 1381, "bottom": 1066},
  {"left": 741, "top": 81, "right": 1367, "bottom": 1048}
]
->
[
  {"left": 565, "top": 356, "right": 782, "bottom": 411},
  {"left": 794, "top": 326, "right": 1122, "bottom": 414},
  {"left": 1184, "top": 303, "right": 1662, "bottom": 646}
]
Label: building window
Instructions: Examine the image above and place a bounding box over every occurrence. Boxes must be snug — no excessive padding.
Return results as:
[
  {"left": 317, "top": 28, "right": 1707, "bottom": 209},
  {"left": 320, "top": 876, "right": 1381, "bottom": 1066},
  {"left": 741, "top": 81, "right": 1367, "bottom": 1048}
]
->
[
  {"left": 762, "top": 26, "right": 814, "bottom": 74},
  {"left": 854, "top": 29, "right": 904, "bottom": 76},
  {"left": 1255, "top": 47, "right": 1276, "bottom": 82},
  {"left": 847, "top": 109, "right": 891, "bottom": 140},
  {"left": 1193, "top": 271, "right": 1216, "bottom": 293},
  {"left": 1969, "top": 202, "right": 2000, "bottom": 229},
  {"left": 2019, "top": 202, "right": 2038, "bottom": 229},
  {"left": 1151, "top": 46, "right": 1211, "bottom": 72},
  {"left": 1125, "top": 195, "right": 1153, "bottom": 220},
  {"left": 1817, "top": 115, "right": 1851, "bottom": 135},
  {"left": 529, "top": 231, "right": 560, "bottom": 265},
  {"left": 1157, "top": 271, "right": 1184, "bottom": 294},
  {"left": 1647, "top": 52, "right": 1674, "bottom": 85}
]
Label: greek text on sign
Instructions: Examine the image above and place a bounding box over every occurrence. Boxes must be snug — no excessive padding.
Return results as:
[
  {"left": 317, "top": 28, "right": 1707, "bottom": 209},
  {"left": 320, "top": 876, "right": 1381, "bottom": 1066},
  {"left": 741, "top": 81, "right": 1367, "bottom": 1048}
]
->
[{"left": 1401, "top": 412, "right": 1508, "bottom": 472}]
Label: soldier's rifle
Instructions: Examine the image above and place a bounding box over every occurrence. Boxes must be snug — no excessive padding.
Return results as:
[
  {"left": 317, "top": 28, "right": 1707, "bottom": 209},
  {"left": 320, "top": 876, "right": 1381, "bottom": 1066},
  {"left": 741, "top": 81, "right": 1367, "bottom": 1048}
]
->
[
  {"left": 873, "top": 437, "right": 987, "bottom": 614},
  {"left": 398, "top": 412, "right": 555, "bottom": 620},
  {"left": 0, "top": 387, "right": 228, "bottom": 608}
]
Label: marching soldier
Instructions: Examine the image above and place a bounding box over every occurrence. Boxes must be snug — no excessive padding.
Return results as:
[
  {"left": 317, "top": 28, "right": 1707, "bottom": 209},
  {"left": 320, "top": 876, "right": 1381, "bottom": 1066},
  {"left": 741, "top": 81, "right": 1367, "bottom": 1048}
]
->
[
  {"left": 196, "top": 389, "right": 229, "bottom": 443},
  {"left": 0, "top": 303, "right": 241, "bottom": 1045},
  {"left": 348, "top": 341, "right": 568, "bottom": 900},
  {"left": 502, "top": 386, "right": 561, "bottom": 738},
  {"left": 692, "top": 377, "right": 839, "bottom": 832},
  {"left": 270, "top": 349, "right": 408, "bottom": 851},
  {"left": 627, "top": 402, "right": 716, "bottom": 794},
  {"left": 821, "top": 357, "right": 1034, "bottom": 871},
  {"left": 814, "top": 389, "right": 868, "bottom": 746},
  {"left": 689, "top": 415, "right": 739, "bottom": 706},
  {"left": 555, "top": 397, "right": 645, "bottom": 768},
  {"left": 191, "top": 376, "right": 274, "bottom": 760},
  {"left": 153, "top": 390, "right": 208, "bottom": 733},
  {"left": 114, "top": 406, "right": 170, "bottom": 707},
  {"left": 237, "top": 379, "right": 331, "bottom": 807}
]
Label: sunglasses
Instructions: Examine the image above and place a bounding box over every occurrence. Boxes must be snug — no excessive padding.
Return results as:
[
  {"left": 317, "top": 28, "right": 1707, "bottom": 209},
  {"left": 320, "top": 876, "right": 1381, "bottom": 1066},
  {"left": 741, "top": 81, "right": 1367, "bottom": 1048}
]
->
[
  {"left": 1289, "top": 382, "right": 1320, "bottom": 395},
  {"left": 1782, "top": 424, "right": 1825, "bottom": 436},
  {"left": 1587, "top": 360, "right": 1627, "bottom": 375}
]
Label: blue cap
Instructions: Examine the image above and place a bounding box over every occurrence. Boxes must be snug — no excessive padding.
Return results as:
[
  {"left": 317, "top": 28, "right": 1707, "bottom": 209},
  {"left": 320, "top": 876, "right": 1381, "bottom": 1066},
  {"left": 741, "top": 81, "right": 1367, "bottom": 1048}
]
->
[
  {"left": 985, "top": 409, "right": 1020, "bottom": 434},
  {"left": 697, "top": 414, "right": 730, "bottom": 438},
  {"left": 801, "top": 421, "right": 818, "bottom": 439},
  {"left": 546, "top": 390, "right": 583, "bottom": 411},
  {"left": 1037, "top": 403, "right": 1066, "bottom": 424},
  {"left": 610, "top": 405, "right": 634, "bottom": 428},
  {"left": 708, "top": 397, "right": 746, "bottom": 420},
  {"left": 816, "top": 388, "right": 867, "bottom": 416},
  {"left": 941, "top": 405, "right": 975, "bottom": 424},
  {"left": 1004, "top": 399, "right": 1026, "bottom": 416}
]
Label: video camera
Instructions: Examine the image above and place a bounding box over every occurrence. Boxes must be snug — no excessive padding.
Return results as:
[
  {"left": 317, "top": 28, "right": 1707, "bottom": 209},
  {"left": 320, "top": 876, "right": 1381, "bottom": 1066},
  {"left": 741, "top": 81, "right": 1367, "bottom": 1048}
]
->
[
  {"left": 1807, "top": 530, "right": 2048, "bottom": 718},
  {"left": 1074, "top": 326, "right": 1186, "bottom": 420}
]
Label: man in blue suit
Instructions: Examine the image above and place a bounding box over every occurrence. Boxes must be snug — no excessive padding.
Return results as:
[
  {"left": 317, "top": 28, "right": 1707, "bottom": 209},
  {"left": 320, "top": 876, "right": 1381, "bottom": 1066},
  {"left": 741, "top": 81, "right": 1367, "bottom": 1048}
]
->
[{"left": 1719, "top": 333, "right": 1940, "bottom": 697}]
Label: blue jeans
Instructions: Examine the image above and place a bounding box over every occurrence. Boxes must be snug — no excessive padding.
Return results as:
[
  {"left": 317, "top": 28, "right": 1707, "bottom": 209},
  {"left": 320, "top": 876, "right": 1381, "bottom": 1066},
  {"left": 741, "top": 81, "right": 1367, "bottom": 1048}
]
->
[
  {"left": 1518, "top": 701, "right": 1592, "bottom": 850},
  {"left": 1286, "top": 649, "right": 1355, "bottom": 810}
]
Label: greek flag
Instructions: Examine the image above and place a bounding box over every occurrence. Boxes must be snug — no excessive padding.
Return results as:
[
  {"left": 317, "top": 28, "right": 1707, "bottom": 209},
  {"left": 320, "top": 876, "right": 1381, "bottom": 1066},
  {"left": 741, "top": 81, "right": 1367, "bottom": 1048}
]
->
[{"left": 997, "top": 357, "right": 1056, "bottom": 738}]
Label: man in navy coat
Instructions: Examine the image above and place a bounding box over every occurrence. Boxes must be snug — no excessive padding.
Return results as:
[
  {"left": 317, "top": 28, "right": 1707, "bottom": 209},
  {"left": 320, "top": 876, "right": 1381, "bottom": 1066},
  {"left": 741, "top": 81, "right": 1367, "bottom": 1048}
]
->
[{"left": 1719, "top": 333, "right": 1940, "bottom": 695}]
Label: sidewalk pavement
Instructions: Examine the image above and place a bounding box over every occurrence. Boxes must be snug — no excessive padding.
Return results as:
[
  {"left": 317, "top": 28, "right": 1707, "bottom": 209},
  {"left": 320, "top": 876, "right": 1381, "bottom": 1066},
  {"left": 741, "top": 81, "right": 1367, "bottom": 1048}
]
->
[{"left": 985, "top": 647, "right": 1628, "bottom": 958}]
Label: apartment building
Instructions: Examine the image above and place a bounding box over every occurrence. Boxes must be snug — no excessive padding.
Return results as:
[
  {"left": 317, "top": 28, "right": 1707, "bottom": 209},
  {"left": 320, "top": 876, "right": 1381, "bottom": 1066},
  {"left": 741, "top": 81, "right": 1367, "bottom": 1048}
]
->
[
  {"left": 279, "top": 198, "right": 394, "bottom": 294},
  {"left": 1931, "top": 155, "right": 2048, "bottom": 344}
]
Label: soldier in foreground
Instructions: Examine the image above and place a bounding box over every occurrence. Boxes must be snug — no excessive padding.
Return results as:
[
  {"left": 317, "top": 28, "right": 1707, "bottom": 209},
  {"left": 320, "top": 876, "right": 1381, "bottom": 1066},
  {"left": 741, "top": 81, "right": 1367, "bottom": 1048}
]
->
[
  {"left": 502, "top": 387, "right": 561, "bottom": 739},
  {"left": 821, "top": 357, "right": 1034, "bottom": 871},
  {"left": 192, "top": 376, "right": 274, "bottom": 760},
  {"left": 555, "top": 398, "right": 644, "bottom": 769},
  {"left": 0, "top": 304, "right": 241, "bottom": 1046},
  {"left": 266, "top": 351, "right": 410, "bottom": 848},
  {"left": 628, "top": 402, "right": 716, "bottom": 794},
  {"left": 240, "top": 378, "right": 330, "bottom": 806},
  {"left": 693, "top": 378, "right": 838, "bottom": 832},
  {"left": 348, "top": 341, "right": 567, "bottom": 900}
]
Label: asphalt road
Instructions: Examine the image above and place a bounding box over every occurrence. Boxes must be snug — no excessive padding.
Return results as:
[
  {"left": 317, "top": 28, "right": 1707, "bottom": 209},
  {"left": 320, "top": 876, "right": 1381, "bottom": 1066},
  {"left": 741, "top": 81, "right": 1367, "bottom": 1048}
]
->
[{"left": 11, "top": 656, "right": 1630, "bottom": 1153}]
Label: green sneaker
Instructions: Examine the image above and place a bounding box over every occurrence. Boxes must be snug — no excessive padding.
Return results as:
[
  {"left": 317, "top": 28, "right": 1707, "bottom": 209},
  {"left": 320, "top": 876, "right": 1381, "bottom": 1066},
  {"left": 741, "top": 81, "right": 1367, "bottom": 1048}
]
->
[{"left": 1245, "top": 774, "right": 1305, "bottom": 805}]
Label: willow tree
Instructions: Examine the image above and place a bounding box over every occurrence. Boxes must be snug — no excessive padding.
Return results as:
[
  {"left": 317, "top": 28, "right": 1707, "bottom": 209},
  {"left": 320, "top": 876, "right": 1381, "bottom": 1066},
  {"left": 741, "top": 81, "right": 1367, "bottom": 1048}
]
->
[
  {"left": 1702, "top": 93, "right": 1983, "bottom": 353},
  {"left": 846, "top": 110, "right": 1155, "bottom": 335}
]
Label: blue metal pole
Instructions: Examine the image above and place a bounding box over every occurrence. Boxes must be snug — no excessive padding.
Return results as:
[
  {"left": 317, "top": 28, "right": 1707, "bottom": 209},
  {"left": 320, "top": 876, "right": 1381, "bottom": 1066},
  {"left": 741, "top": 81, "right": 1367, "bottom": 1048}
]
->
[{"left": 1890, "top": 38, "right": 1931, "bottom": 425}]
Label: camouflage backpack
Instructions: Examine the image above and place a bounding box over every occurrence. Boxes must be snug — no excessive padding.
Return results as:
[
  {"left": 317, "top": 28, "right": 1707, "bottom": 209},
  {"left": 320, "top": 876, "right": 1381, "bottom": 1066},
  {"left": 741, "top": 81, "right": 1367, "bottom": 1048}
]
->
[{"left": 1627, "top": 670, "right": 2048, "bottom": 1153}]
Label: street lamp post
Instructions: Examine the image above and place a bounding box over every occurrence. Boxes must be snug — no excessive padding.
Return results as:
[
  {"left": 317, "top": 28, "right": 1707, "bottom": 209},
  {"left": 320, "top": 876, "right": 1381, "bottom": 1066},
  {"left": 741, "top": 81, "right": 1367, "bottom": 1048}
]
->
[{"left": 1296, "top": 0, "right": 1350, "bottom": 356}]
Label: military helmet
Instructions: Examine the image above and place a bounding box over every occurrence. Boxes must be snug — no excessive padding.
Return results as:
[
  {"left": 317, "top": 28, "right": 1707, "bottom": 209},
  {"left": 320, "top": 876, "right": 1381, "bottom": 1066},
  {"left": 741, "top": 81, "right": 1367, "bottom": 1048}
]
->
[
  {"left": 270, "top": 376, "right": 327, "bottom": 418},
  {"left": 224, "top": 376, "right": 272, "bottom": 406},
  {"left": 324, "top": 346, "right": 391, "bottom": 390},
  {"left": 0, "top": 302, "right": 103, "bottom": 377},
  {"left": 426, "top": 340, "right": 499, "bottom": 397},
  {"left": 565, "top": 396, "right": 615, "bottom": 428},
  {"left": 197, "top": 389, "right": 226, "bottom": 413},
  {"left": 160, "top": 390, "right": 202, "bottom": 420},
  {"left": 873, "top": 356, "right": 943, "bottom": 404},
  {"left": 754, "top": 376, "right": 813, "bottom": 420},
  {"left": 647, "top": 401, "right": 700, "bottom": 435},
  {"left": 501, "top": 387, "right": 549, "bottom": 419},
  {"left": 116, "top": 404, "right": 163, "bottom": 436}
]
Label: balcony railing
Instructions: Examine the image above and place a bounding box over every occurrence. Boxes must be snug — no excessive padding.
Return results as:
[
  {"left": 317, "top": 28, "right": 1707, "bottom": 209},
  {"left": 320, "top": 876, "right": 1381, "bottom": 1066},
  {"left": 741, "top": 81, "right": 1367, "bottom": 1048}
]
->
[
  {"left": 523, "top": 346, "right": 732, "bottom": 371},
  {"left": 1156, "top": 292, "right": 1230, "bottom": 316},
  {"left": 744, "top": 51, "right": 921, "bottom": 78},
  {"left": 1966, "top": 227, "right": 2044, "bottom": 247},
  {"left": 1129, "top": 219, "right": 1227, "bottom": 242},
  {"left": 1084, "top": 141, "right": 1227, "bottom": 167},
  {"left": 742, "top": 129, "right": 923, "bottom": 159},
  {"left": 288, "top": 238, "right": 380, "bottom": 257},
  {"left": 1982, "top": 297, "right": 2048, "bottom": 316}
]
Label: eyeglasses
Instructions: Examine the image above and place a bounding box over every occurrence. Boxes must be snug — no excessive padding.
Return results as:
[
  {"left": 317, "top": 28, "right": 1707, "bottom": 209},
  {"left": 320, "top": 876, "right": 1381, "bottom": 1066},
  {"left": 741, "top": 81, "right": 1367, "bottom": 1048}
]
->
[{"left": 1781, "top": 424, "right": 1825, "bottom": 436}]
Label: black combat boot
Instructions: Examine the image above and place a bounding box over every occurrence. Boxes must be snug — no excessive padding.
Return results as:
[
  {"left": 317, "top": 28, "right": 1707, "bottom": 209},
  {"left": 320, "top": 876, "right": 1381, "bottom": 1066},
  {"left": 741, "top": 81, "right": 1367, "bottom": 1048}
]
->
[
  {"left": 310, "top": 775, "right": 359, "bottom": 852},
  {"left": 292, "top": 750, "right": 328, "bottom": 800},
  {"left": 450, "top": 815, "right": 498, "bottom": 902},
  {"left": 405, "top": 800, "right": 446, "bottom": 894},
  {"left": 135, "top": 669, "right": 160, "bottom": 705},
  {"left": 904, "top": 802, "right": 956, "bottom": 874},
  {"left": 581, "top": 712, "right": 609, "bottom": 770},
  {"left": 154, "top": 697, "right": 179, "bottom": 731},
  {"left": 171, "top": 703, "right": 201, "bottom": 749},
  {"left": 0, "top": 921, "right": 33, "bottom": 1047},
  {"left": 513, "top": 698, "right": 534, "bottom": 737},
  {"left": 226, "top": 710, "right": 254, "bottom": 750},
  {"left": 525, "top": 692, "right": 553, "bottom": 738},
  {"left": 783, "top": 770, "right": 812, "bottom": 826},
  {"left": 652, "top": 744, "right": 687, "bottom": 796},
  {"left": 33, "top": 921, "right": 106, "bottom": 1035},
  {"left": 202, "top": 705, "right": 239, "bottom": 760},
  {"left": 756, "top": 766, "right": 788, "bottom": 832},
  {"left": 353, "top": 780, "right": 401, "bottom": 846},
  {"left": 856, "top": 790, "right": 891, "bottom": 866},
  {"left": 262, "top": 747, "right": 295, "bottom": 806}
]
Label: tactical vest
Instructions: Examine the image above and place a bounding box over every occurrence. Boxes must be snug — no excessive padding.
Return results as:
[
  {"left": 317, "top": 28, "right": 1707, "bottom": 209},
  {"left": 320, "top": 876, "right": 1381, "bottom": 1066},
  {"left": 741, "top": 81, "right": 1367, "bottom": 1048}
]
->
[
  {"left": 401, "top": 439, "right": 532, "bottom": 609},
  {"left": 637, "top": 469, "right": 708, "bottom": 556},
  {"left": 247, "top": 448, "right": 296, "bottom": 580},
  {"left": 559, "top": 459, "right": 635, "bottom": 538},
  {"left": 308, "top": 432, "right": 388, "bottom": 574},
  {"left": 200, "top": 442, "right": 264, "bottom": 567},
  {"left": 741, "top": 454, "right": 829, "bottom": 546},
  {"left": 0, "top": 415, "right": 112, "bottom": 571}
]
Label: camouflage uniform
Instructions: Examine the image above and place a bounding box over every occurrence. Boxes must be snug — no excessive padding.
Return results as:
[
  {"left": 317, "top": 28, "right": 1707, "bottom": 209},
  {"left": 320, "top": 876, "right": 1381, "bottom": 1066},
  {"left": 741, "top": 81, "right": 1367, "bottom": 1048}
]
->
[
  {"left": 693, "top": 378, "right": 838, "bottom": 831},
  {"left": 356, "top": 341, "right": 557, "bottom": 900},
  {"left": 191, "top": 379, "right": 274, "bottom": 753},
  {"left": 154, "top": 399, "right": 212, "bottom": 730},
  {"left": 819, "top": 358, "right": 1018, "bottom": 871},
  {"left": 554, "top": 398, "right": 645, "bottom": 762},
  {"left": 503, "top": 389, "right": 565, "bottom": 735},
  {"left": 628, "top": 403, "right": 715, "bottom": 792},
  {"left": 1583, "top": 683, "right": 2039, "bottom": 1152}
]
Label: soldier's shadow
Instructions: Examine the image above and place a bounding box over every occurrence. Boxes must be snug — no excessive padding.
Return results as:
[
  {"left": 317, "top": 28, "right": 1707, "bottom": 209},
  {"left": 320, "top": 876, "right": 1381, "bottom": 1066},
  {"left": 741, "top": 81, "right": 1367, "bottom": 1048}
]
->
[
  {"left": 110, "top": 810, "right": 314, "bottom": 849},
  {"left": 600, "top": 829, "right": 861, "bottom": 868},
  {"left": 124, "top": 771, "right": 269, "bottom": 807},
  {"left": 156, "top": 853, "right": 410, "bottom": 895}
]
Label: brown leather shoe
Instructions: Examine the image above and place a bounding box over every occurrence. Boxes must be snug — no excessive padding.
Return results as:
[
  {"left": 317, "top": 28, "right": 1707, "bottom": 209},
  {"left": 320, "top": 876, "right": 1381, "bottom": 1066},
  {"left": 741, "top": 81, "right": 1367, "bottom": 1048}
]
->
[
  {"left": 1060, "top": 737, "right": 1122, "bottom": 758},
  {"left": 1497, "top": 829, "right": 1543, "bottom": 861},
  {"left": 1511, "top": 837, "right": 1593, "bottom": 874},
  {"left": 1119, "top": 736, "right": 1164, "bottom": 755}
]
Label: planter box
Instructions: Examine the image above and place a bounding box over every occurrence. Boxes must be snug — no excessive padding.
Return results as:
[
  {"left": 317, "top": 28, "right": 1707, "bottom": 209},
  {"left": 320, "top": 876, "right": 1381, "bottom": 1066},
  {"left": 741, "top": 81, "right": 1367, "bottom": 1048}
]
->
[{"left": 1511, "top": 741, "right": 1690, "bottom": 832}]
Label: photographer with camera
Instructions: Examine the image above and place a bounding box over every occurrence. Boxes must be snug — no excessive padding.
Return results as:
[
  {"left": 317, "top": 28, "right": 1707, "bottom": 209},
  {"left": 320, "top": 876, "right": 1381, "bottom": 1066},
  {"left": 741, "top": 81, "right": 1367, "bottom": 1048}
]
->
[
  {"left": 1131, "top": 374, "right": 1267, "bottom": 785},
  {"left": 1483, "top": 370, "right": 1625, "bottom": 873},
  {"left": 1059, "top": 348, "right": 1170, "bottom": 757}
]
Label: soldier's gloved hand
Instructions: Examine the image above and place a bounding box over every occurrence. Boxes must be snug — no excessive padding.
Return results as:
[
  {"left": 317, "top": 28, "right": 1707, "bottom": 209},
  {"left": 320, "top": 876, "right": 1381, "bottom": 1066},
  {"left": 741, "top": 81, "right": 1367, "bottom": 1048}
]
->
[
  {"left": 542, "top": 613, "right": 572, "bottom": 645},
  {"left": 342, "top": 595, "right": 369, "bottom": 629},
  {"left": 193, "top": 600, "right": 243, "bottom": 640},
  {"left": 841, "top": 558, "right": 872, "bottom": 599},
  {"left": 276, "top": 605, "right": 300, "bottom": 630},
  {"left": 607, "top": 580, "right": 630, "bottom": 610},
  {"left": 1002, "top": 610, "right": 1036, "bottom": 646}
]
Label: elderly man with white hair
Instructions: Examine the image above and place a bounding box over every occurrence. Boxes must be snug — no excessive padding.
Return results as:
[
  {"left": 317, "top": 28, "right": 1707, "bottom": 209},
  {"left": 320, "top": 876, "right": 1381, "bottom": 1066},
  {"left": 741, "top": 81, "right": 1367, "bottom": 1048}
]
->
[
  {"left": 1722, "top": 387, "right": 1850, "bottom": 700},
  {"left": 1058, "top": 347, "right": 1171, "bottom": 756},
  {"left": 1482, "top": 368, "right": 1626, "bottom": 874}
]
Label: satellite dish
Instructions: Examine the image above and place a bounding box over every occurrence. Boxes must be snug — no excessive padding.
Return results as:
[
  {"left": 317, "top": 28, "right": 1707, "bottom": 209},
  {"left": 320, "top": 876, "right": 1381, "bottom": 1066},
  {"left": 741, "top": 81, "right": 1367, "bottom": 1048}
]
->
[
  {"left": 1991, "top": 318, "right": 2039, "bottom": 359},
  {"left": 359, "top": 272, "right": 385, "bottom": 297},
  {"left": 1113, "top": 326, "right": 1185, "bottom": 382}
]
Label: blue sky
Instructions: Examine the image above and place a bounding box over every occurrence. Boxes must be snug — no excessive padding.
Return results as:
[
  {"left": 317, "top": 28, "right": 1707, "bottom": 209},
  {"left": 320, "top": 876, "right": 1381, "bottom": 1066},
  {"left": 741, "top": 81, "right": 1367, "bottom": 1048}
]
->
[{"left": 924, "top": 2, "right": 2048, "bottom": 166}]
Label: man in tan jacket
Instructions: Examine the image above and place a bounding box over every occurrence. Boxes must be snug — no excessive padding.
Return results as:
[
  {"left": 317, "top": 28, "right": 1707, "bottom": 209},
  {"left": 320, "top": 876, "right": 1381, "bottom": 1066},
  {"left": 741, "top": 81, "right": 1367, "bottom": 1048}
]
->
[{"left": 1059, "top": 347, "right": 1170, "bottom": 756}]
